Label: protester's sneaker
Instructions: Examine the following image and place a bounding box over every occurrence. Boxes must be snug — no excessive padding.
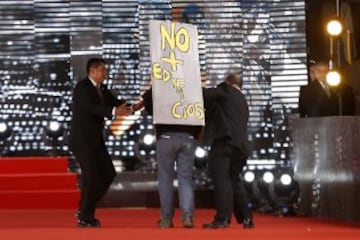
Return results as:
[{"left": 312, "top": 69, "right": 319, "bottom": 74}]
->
[
  {"left": 182, "top": 216, "right": 194, "bottom": 228},
  {"left": 157, "top": 217, "right": 174, "bottom": 228}
]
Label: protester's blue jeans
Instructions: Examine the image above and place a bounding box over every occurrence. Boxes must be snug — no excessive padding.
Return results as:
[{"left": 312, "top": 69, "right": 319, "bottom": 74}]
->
[{"left": 156, "top": 132, "right": 196, "bottom": 220}]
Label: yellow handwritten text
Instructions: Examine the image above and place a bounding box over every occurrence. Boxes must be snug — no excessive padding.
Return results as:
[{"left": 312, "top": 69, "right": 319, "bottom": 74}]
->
[
  {"left": 171, "top": 101, "right": 205, "bottom": 120},
  {"left": 161, "top": 51, "right": 183, "bottom": 72},
  {"left": 152, "top": 63, "right": 171, "bottom": 82},
  {"left": 160, "top": 23, "right": 190, "bottom": 52}
]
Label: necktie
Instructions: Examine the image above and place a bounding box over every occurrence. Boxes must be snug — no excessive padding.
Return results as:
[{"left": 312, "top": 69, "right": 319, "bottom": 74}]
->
[
  {"left": 319, "top": 81, "right": 331, "bottom": 98},
  {"left": 96, "top": 85, "right": 104, "bottom": 103},
  {"left": 323, "top": 85, "right": 331, "bottom": 98}
]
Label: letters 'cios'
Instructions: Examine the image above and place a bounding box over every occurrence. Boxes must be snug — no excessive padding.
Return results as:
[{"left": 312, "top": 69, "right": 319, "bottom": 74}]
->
[{"left": 171, "top": 101, "right": 205, "bottom": 120}]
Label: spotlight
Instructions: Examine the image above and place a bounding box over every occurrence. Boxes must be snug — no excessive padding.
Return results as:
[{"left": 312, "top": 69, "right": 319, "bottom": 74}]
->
[
  {"left": 44, "top": 121, "right": 65, "bottom": 156},
  {"left": 280, "top": 173, "right": 292, "bottom": 186},
  {"left": 0, "top": 121, "right": 12, "bottom": 156},
  {"left": 327, "top": 19, "right": 343, "bottom": 36},
  {"left": 143, "top": 133, "right": 155, "bottom": 146},
  {"left": 138, "top": 132, "right": 156, "bottom": 149},
  {"left": 49, "top": 121, "right": 60, "bottom": 132},
  {"left": 194, "top": 146, "right": 208, "bottom": 169},
  {"left": 268, "top": 169, "right": 300, "bottom": 216},
  {"left": 45, "top": 121, "right": 64, "bottom": 139},
  {"left": 244, "top": 171, "right": 255, "bottom": 183},
  {"left": 195, "top": 146, "right": 207, "bottom": 159},
  {"left": 0, "top": 122, "right": 7, "bottom": 132},
  {"left": 193, "top": 146, "right": 210, "bottom": 188},
  {"left": 326, "top": 70, "right": 341, "bottom": 87},
  {"left": 252, "top": 170, "right": 275, "bottom": 213},
  {"left": 0, "top": 122, "right": 11, "bottom": 140},
  {"left": 240, "top": 169, "right": 259, "bottom": 210},
  {"left": 263, "top": 171, "right": 274, "bottom": 184},
  {"left": 135, "top": 132, "right": 157, "bottom": 172}
]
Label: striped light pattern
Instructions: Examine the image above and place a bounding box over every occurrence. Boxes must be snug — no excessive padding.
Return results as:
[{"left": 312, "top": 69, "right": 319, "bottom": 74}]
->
[{"left": 0, "top": 0, "right": 307, "bottom": 165}]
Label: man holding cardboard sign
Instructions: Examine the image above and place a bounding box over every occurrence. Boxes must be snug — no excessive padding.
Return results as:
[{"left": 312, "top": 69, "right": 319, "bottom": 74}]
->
[{"left": 133, "top": 20, "right": 204, "bottom": 228}]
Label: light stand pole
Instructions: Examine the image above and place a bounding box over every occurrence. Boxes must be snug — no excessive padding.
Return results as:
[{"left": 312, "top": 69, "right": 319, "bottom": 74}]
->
[{"left": 326, "top": 0, "right": 343, "bottom": 116}]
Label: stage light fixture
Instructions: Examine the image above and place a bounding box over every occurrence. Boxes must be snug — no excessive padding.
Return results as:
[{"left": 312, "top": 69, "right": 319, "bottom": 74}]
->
[
  {"left": 0, "top": 121, "right": 13, "bottom": 156},
  {"left": 45, "top": 121, "right": 64, "bottom": 139},
  {"left": 327, "top": 19, "right": 343, "bottom": 37},
  {"left": 44, "top": 121, "right": 65, "bottom": 156},
  {"left": 0, "top": 122, "right": 7, "bottom": 132},
  {"left": 0, "top": 122, "right": 12, "bottom": 140},
  {"left": 194, "top": 146, "right": 208, "bottom": 169},
  {"left": 263, "top": 171, "right": 274, "bottom": 184},
  {"left": 134, "top": 132, "right": 157, "bottom": 172},
  {"left": 252, "top": 170, "right": 275, "bottom": 213},
  {"left": 143, "top": 133, "right": 155, "bottom": 146},
  {"left": 195, "top": 146, "right": 207, "bottom": 159},
  {"left": 49, "top": 121, "right": 60, "bottom": 132},
  {"left": 244, "top": 171, "right": 255, "bottom": 183},
  {"left": 326, "top": 70, "right": 341, "bottom": 87},
  {"left": 240, "top": 169, "right": 260, "bottom": 210},
  {"left": 138, "top": 132, "right": 156, "bottom": 149},
  {"left": 280, "top": 173, "right": 292, "bottom": 186},
  {"left": 268, "top": 169, "right": 299, "bottom": 216}
]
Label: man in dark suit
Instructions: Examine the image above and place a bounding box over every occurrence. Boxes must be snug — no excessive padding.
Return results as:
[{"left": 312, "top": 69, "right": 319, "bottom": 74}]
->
[
  {"left": 202, "top": 73, "right": 254, "bottom": 229},
  {"left": 69, "top": 58, "right": 131, "bottom": 227},
  {"left": 299, "top": 62, "right": 339, "bottom": 117}
]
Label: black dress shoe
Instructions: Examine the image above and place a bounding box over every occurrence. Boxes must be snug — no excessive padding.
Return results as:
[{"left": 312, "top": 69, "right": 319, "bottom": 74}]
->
[
  {"left": 203, "top": 219, "right": 230, "bottom": 229},
  {"left": 77, "top": 219, "right": 101, "bottom": 228},
  {"left": 243, "top": 218, "right": 254, "bottom": 229}
]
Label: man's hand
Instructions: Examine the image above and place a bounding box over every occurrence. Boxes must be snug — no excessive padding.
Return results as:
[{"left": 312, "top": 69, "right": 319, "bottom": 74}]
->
[
  {"left": 116, "top": 103, "right": 132, "bottom": 116},
  {"left": 131, "top": 101, "right": 144, "bottom": 112}
]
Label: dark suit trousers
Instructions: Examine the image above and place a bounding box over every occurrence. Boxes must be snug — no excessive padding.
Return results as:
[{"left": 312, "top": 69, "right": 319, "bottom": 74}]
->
[
  {"left": 72, "top": 144, "right": 116, "bottom": 221},
  {"left": 208, "top": 139, "right": 252, "bottom": 222}
]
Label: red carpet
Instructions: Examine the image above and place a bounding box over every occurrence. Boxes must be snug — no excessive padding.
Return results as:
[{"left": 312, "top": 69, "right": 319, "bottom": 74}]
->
[
  {"left": 0, "top": 209, "right": 359, "bottom": 240},
  {"left": 0, "top": 157, "right": 79, "bottom": 209}
]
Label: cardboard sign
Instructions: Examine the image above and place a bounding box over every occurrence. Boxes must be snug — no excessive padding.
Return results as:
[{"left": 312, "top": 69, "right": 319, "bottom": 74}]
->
[{"left": 149, "top": 20, "right": 205, "bottom": 126}]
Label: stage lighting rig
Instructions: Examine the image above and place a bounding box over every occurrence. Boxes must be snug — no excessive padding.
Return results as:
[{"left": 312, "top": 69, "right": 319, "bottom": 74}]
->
[
  {"left": 44, "top": 120, "right": 65, "bottom": 156},
  {"left": 263, "top": 171, "right": 275, "bottom": 184},
  {"left": 268, "top": 169, "right": 300, "bottom": 216},
  {"left": 134, "top": 132, "right": 156, "bottom": 172},
  {"left": 0, "top": 122, "right": 11, "bottom": 140},
  {"left": 194, "top": 146, "right": 208, "bottom": 169},
  {"left": 326, "top": 70, "right": 341, "bottom": 87},
  {"left": 0, "top": 121, "right": 13, "bottom": 156},
  {"left": 280, "top": 173, "right": 293, "bottom": 186},
  {"left": 327, "top": 19, "right": 343, "bottom": 37},
  {"left": 244, "top": 170, "right": 255, "bottom": 183},
  {"left": 192, "top": 146, "right": 211, "bottom": 189},
  {"left": 251, "top": 169, "right": 275, "bottom": 213},
  {"left": 241, "top": 169, "right": 259, "bottom": 210},
  {"left": 142, "top": 133, "right": 156, "bottom": 147},
  {"left": 45, "top": 121, "right": 64, "bottom": 139}
]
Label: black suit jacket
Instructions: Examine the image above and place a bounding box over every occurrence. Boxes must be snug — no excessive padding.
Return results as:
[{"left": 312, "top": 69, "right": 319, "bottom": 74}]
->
[
  {"left": 299, "top": 80, "right": 339, "bottom": 117},
  {"left": 69, "top": 78, "right": 124, "bottom": 149},
  {"left": 203, "top": 82, "right": 250, "bottom": 157},
  {"left": 338, "top": 84, "right": 355, "bottom": 115}
]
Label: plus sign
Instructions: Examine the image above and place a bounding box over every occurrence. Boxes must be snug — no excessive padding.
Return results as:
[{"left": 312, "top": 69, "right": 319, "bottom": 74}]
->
[{"left": 161, "top": 51, "right": 183, "bottom": 72}]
